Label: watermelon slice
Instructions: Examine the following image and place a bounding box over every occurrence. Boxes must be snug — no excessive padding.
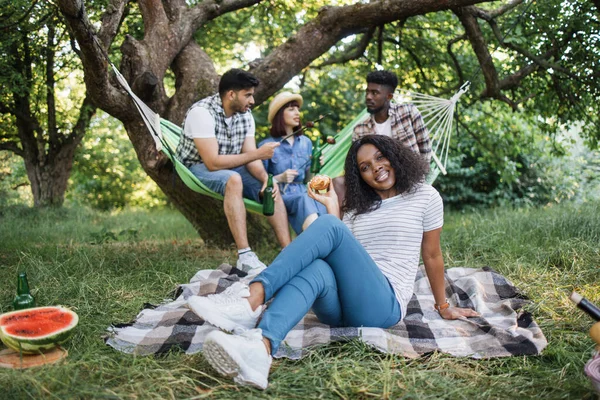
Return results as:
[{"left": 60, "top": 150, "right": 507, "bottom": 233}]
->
[{"left": 0, "top": 306, "right": 78, "bottom": 354}]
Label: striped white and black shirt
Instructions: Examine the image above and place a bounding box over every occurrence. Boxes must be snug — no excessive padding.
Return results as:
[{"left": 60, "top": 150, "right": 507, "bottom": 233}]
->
[{"left": 343, "top": 184, "right": 443, "bottom": 315}]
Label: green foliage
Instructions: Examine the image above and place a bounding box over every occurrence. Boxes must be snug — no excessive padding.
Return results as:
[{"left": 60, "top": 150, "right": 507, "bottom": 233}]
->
[
  {"left": 0, "top": 152, "right": 31, "bottom": 207},
  {"left": 0, "top": 204, "right": 599, "bottom": 397},
  {"left": 196, "top": 1, "right": 356, "bottom": 70},
  {"left": 89, "top": 227, "right": 139, "bottom": 244},
  {"left": 2, "top": 0, "right": 596, "bottom": 210},
  {"left": 192, "top": 1, "right": 599, "bottom": 212},
  {"left": 0, "top": 2, "right": 85, "bottom": 141},
  {"left": 436, "top": 114, "right": 600, "bottom": 209},
  {"left": 68, "top": 111, "right": 167, "bottom": 210}
]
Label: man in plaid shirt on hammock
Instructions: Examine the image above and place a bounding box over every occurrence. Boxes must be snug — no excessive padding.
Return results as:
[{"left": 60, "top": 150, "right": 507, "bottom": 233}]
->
[{"left": 177, "top": 69, "right": 291, "bottom": 270}]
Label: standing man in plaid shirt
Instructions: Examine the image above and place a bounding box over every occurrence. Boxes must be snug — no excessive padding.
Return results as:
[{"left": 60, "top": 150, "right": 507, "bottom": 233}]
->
[
  {"left": 177, "top": 69, "right": 291, "bottom": 271},
  {"left": 333, "top": 70, "right": 432, "bottom": 205}
]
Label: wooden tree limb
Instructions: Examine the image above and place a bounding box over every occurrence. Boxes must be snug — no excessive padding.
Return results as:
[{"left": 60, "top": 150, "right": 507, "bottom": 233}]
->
[
  {"left": 97, "top": 0, "right": 129, "bottom": 49},
  {"left": 250, "top": 0, "right": 487, "bottom": 103},
  {"left": 168, "top": 41, "right": 219, "bottom": 126},
  {"left": 315, "top": 29, "right": 374, "bottom": 68},
  {"left": 454, "top": 6, "right": 500, "bottom": 100},
  {"left": 0, "top": 142, "right": 25, "bottom": 157},
  {"left": 57, "top": 0, "right": 130, "bottom": 120}
]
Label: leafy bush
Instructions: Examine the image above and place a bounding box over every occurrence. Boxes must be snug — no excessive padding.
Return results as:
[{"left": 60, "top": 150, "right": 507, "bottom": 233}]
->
[
  {"left": 0, "top": 151, "right": 32, "bottom": 208},
  {"left": 435, "top": 111, "right": 599, "bottom": 209},
  {"left": 68, "top": 111, "right": 167, "bottom": 210}
]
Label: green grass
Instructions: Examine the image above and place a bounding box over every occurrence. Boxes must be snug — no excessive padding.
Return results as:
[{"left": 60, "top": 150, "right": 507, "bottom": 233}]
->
[{"left": 0, "top": 202, "right": 599, "bottom": 399}]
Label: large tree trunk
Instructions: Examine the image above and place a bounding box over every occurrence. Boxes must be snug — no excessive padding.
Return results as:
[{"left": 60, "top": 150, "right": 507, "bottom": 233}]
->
[
  {"left": 124, "top": 121, "right": 275, "bottom": 247},
  {"left": 23, "top": 143, "right": 78, "bottom": 207}
]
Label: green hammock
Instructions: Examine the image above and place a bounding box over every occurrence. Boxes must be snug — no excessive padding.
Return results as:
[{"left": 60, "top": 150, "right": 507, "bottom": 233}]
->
[
  {"left": 160, "top": 109, "right": 439, "bottom": 215},
  {"left": 111, "top": 63, "right": 463, "bottom": 215},
  {"left": 158, "top": 110, "right": 371, "bottom": 215}
]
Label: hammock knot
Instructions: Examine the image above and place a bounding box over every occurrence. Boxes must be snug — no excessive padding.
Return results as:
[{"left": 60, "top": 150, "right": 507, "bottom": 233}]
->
[{"left": 450, "top": 81, "right": 471, "bottom": 104}]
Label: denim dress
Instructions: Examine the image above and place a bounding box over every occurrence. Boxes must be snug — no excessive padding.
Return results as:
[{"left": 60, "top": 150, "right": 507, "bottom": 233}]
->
[{"left": 259, "top": 135, "right": 327, "bottom": 234}]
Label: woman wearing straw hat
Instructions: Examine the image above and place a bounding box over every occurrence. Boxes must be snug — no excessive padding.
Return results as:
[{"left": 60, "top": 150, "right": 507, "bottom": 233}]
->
[{"left": 258, "top": 92, "right": 326, "bottom": 234}]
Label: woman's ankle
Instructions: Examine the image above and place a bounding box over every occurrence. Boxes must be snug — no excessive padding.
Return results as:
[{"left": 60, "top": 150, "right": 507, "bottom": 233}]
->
[
  {"left": 248, "top": 281, "right": 266, "bottom": 311},
  {"left": 262, "top": 337, "right": 272, "bottom": 355}
]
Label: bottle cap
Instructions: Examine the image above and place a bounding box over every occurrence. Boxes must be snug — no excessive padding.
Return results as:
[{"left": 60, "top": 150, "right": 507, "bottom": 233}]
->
[{"left": 569, "top": 291, "right": 583, "bottom": 304}]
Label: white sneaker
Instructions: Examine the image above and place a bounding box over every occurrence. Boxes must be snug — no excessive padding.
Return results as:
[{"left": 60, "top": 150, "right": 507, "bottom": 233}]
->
[
  {"left": 203, "top": 328, "right": 272, "bottom": 390},
  {"left": 236, "top": 251, "right": 267, "bottom": 272},
  {"left": 187, "top": 282, "right": 263, "bottom": 332}
]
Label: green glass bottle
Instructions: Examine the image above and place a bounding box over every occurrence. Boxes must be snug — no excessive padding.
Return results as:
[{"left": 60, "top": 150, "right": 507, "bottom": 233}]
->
[
  {"left": 263, "top": 174, "right": 275, "bottom": 216},
  {"left": 310, "top": 136, "right": 322, "bottom": 174},
  {"left": 13, "top": 272, "right": 36, "bottom": 310}
]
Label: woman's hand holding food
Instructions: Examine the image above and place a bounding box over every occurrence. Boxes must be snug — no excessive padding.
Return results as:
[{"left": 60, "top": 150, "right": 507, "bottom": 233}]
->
[{"left": 307, "top": 175, "right": 340, "bottom": 217}]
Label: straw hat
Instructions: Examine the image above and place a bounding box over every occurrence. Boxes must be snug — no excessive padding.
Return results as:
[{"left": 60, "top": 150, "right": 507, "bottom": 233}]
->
[{"left": 268, "top": 92, "right": 303, "bottom": 124}]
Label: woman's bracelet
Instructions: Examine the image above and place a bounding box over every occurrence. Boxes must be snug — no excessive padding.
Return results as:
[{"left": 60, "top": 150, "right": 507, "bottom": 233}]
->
[{"left": 434, "top": 300, "right": 450, "bottom": 312}]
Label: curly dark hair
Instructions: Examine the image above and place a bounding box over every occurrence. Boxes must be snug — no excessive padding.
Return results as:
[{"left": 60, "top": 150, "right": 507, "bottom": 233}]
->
[
  {"left": 342, "top": 135, "right": 429, "bottom": 216},
  {"left": 366, "top": 70, "right": 398, "bottom": 93}
]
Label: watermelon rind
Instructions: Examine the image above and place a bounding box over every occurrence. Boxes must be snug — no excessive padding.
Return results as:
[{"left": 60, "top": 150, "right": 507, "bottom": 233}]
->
[{"left": 0, "top": 306, "right": 78, "bottom": 354}]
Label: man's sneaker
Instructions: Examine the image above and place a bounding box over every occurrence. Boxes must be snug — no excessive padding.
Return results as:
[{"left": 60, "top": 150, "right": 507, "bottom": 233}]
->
[
  {"left": 203, "top": 328, "right": 272, "bottom": 390},
  {"left": 187, "top": 282, "right": 263, "bottom": 332},
  {"left": 236, "top": 251, "right": 267, "bottom": 272}
]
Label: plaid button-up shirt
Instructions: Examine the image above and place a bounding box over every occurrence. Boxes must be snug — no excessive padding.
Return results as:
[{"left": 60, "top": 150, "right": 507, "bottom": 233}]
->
[
  {"left": 177, "top": 94, "right": 253, "bottom": 167},
  {"left": 353, "top": 103, "right": 432, "bottom": 162}
]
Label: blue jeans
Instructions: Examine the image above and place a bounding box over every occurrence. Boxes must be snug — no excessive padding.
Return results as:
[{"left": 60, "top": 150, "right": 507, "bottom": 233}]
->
[
  {"left": 252, "top": 214, "right": 402, "bottom": 353},
  {"left": 189, "top": 163, "right": 263, "bottom": 201},
  {"left": 281, "top": 183, "right": 327, "bottom": 235}
]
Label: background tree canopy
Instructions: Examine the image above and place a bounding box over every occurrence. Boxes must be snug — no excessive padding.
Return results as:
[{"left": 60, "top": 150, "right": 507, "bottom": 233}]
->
[{"left": 0, "top": 0, "right": 598, "bottom": 245}]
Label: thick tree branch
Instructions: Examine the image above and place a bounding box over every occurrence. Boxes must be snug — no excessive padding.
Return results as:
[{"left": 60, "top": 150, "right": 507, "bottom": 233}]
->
[
  {"left": 168, "top": 41, "right": 218, "bottom": 126},
  {"left": 454, "top": 6, "right": 500, "bottom": 100},
  {"left": 97, "top": 0, "right": 128, "bottom": 49},
  {"left": 186, "top": 0, "right": 263, "bottom": 27},
  {"left": 57, "top": 0, "right": 130, "bottom": 120},
  {"left": 0, "top": 142, "right": 25, "bottom": 157},
  {"left": 250, "top": 0, "right": 488, "bottom": 103},
  {"left": 315, "top": 29, "right": 374, "bottom": 68}
]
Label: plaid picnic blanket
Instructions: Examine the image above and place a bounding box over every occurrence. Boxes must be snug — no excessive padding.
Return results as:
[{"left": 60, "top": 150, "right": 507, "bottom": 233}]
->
[{"left": 106, "top": 264, "right": 547, "bottom": 359}]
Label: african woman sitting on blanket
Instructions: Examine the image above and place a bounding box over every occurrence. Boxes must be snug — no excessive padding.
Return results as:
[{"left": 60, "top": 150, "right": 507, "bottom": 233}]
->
[{"left": 188, "top": 135, "right": 479, "bottom": 390}]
